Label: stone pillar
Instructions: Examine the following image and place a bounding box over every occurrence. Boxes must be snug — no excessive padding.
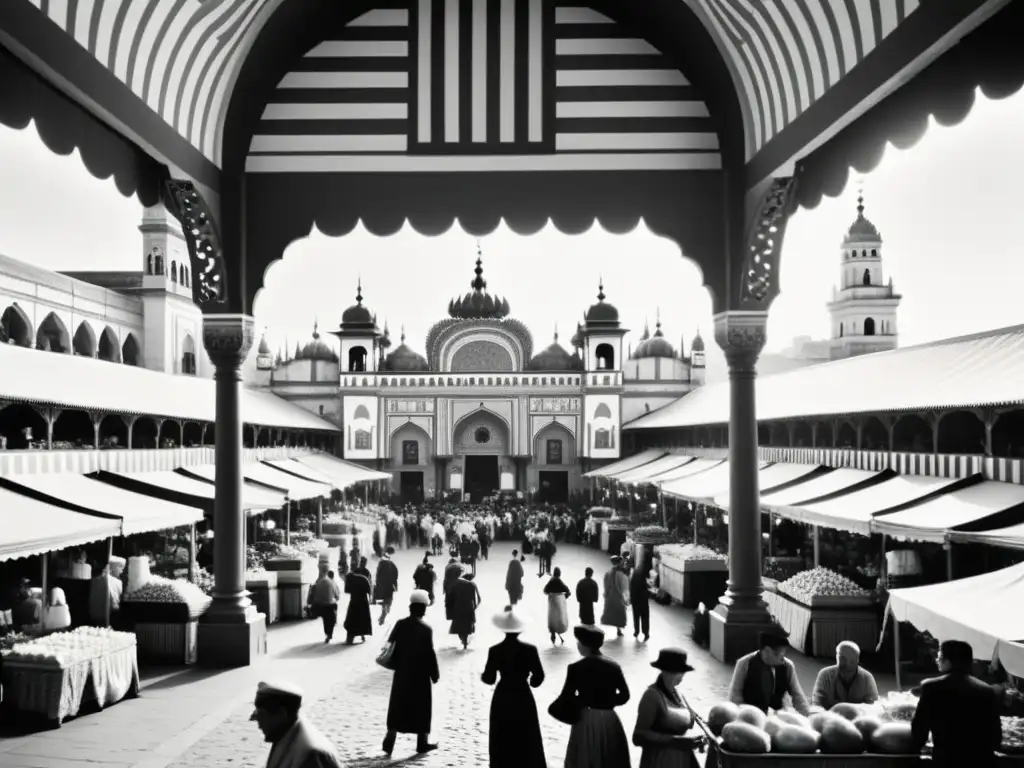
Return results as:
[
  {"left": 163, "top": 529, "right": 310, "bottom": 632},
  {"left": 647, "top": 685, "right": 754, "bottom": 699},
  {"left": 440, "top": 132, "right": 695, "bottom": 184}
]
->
[
  {"left": 197, "top": 314, "right": 267, "bottom": 667},
  {"left": 709, "top": 311, "right": 775, "bottom": 663}
]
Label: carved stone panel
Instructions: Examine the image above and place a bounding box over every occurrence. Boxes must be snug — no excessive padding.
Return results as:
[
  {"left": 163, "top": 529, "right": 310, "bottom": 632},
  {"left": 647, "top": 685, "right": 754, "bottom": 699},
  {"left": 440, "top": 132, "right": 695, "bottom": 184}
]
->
[
  {"left": 386, "top": 399, "right": 434, "bottom": 414},
  {"left": 450, "top": 340, "right": 515, "bottom": 372},
  {"left": 529, "top": 397, "right": 581, "bottom": 413}
]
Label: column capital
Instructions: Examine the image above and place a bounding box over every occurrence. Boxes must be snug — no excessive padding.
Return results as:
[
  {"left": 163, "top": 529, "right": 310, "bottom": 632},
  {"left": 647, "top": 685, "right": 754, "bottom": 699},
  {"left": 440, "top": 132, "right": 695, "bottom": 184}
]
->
[
  {"left": 203, "top": 314, "right": 255, "bottom": 369},
  {"left": 713, "top": 310, "right": 768, "bottom": 371}
]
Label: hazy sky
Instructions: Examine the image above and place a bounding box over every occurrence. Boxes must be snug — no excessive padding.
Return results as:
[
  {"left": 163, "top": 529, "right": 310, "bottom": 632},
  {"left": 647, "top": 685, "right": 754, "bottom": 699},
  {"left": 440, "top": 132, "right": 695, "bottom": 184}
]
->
[{"left": 1, "top": 89, "right": 1022, "bottom": 382}]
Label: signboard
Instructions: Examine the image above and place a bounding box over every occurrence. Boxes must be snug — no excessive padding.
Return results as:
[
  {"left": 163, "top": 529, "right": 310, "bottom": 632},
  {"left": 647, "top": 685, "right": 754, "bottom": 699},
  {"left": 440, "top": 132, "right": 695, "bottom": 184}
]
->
[{"left": 500, "top": 472, "right": 515, "bottom": 491}]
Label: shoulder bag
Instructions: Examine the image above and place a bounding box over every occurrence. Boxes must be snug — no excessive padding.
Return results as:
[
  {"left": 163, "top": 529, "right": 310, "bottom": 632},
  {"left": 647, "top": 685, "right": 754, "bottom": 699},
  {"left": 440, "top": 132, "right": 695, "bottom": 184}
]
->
[{"left": 548, "top": 693, "right": 582, "bottom": 725}]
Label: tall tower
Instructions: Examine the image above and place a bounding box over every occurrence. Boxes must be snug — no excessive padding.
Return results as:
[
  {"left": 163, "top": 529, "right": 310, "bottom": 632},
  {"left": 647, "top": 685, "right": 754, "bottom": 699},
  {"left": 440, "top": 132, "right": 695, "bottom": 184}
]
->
[
  {"left": 580, "top": 281, "right": 627, "bottom": 460},
  {"left": 690, "top": 328, "right": 706, "bottom": 385},
  {"left": 140, "top": 204, "right": 192, "bottom": 300},
  {"left": 330, "top": 281, "right": 381, "bottom": 372},
  {"left": 827, "top": 190, "right": 901, "bottom": 360}
]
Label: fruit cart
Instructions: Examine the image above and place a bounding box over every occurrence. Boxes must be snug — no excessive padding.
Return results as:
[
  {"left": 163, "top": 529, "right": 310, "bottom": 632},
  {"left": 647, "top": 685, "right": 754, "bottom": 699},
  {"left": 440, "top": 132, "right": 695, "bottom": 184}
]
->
[
  {"left": 655, "top": 543, "right": 728, "bottom": 609},
  {"left": 0, "top": 627, "right": 139, "bottom": 725},
  {"left": 120, "top": 576, "right": 212, "bottom": 665},
  {"left": 763, "top": 568, "right": 878, "bottom": 657}
]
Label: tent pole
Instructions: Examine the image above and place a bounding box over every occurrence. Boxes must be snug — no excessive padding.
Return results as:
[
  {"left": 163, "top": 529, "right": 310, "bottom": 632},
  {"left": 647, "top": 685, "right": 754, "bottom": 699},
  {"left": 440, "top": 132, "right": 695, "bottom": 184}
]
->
[
  {"left": 945, "top": 540, "right": 953, "bottom": 581},
  {"left": 880, "top": 534, "right": 888, "bottom": 585},
  {"left": 285, "top": 502, "right": 292, "bottom": 547},
  {"left": 813, "top": 525, "right": 820, "bottom": 567},
  {"left": 316, "top": 498, "right": 324, "bottom": 539},
  {"left": 893, "top": 609, "right": 902, "bottom": 690},
  {"left": 188, "top": 524, "right": 197, "bottom": 584}
]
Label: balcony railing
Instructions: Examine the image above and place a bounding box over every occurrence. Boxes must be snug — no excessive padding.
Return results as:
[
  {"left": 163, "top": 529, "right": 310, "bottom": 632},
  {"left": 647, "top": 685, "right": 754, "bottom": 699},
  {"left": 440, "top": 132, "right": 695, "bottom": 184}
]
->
[
  {"left": 339, "top": 371, "right": 621, "bottom": 389},
  {"left": 0, "top": 445, "right": 316, "bottom": 477}
]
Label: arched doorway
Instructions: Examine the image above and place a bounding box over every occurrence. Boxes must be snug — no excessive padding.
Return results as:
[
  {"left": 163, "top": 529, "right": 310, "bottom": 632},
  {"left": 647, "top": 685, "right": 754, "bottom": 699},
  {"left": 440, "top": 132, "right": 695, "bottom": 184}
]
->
[
  {"left": 453, "top": 409, "right": 510, "bottom": 503},
  {"left": 36, "top": 312, "right": 70, "bottom": 353},
  {"left": 1, "top": 304, "right": 33, "bottom": 347},
  {"left": 390, "top": 422, "right": 434, "bottom": 503},
  {"left": 533, "top": 422, "right": 577, "bottom": 504}
]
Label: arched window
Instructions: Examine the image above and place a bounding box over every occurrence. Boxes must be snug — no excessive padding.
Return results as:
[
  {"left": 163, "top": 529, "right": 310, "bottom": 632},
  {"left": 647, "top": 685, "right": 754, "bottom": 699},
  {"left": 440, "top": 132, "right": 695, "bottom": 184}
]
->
[
  {"left": 1, "top": 304, "right": 33, "bottom": 347},
  {"left": 73, "top": 321, "right": 96, "bottom": 357},
  {"left": 36, "top": 312, "right": 70, "bottom": 353},
  {"left": 146, "top": 253, "right": 153, "bottom": 274},
  {"left": 185, "top": 270, "right": 190, "bottom": 288},
  {"left": 862, "top": 268, "right": 871, "bottom": 286},
  {"left": 348, "top": 345, "right": 368, "bottom": 372},
  {"left": 871, "top": 249, "right": 877, "bottom": 257},
  {"left": 181, "top": 334, "right": 196, "bottom": 375},
  {"left": 179, "top": 264, "right": 186, "bottom": 285},
  {"left": 122, "top": 333, "right": 140, "bottom": 366},
  {"left": 155, "top": 253, "right": 163, "bottom": 275},
  {"left": 353, "top": 405, "right": 371, "bottom": 420},
  {"left": 864, "top": 317, "right": 876, "bottom": 336},
  {"left": 170, "top": 261, "right": 178, "bottom": 283},
  {"left": 594, "top": 403, "right": 612, "bottom": 420},
  {"left": 839, "top": 322, "right": 843, "bottom": 338},
  {"left": 595, "top": 343, "right": 614, "bottom": 370},
  {"left": 98, "top": 327, "right": 121, "bottom": 363}
]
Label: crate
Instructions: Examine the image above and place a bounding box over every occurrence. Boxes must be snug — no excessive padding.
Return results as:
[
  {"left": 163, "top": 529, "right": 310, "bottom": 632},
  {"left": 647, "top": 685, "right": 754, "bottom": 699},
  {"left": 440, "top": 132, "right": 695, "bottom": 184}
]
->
[
  {"left": 134, "top": 620, "right": 199, "bottom": 665},
  {"left": 710, "top": 749, "right": 923, "bottom": 768}
]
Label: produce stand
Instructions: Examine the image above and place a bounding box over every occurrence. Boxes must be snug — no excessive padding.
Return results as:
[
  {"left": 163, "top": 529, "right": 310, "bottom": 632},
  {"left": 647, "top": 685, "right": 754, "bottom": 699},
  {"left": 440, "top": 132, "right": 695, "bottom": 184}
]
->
[
  {"left": 246, "top": 571, "right": 280, "bottom": 625},
  {"left": 656, "top": 545, "right": 728, "bottom": 609},
  {"left": 265, "top": 558, "right": 318, "bottom": 621},
  {"left": 120, "top": 578, "right": 212, "bottom": 666},
  {"left": 0, "top": 628, "right": 139, "bottom": 725},
  {"left": 708, "top": 750, "right": 922, "bottom": 768},
  {"left": 602, "top": 523, "right": 634, "bottom": 556}
]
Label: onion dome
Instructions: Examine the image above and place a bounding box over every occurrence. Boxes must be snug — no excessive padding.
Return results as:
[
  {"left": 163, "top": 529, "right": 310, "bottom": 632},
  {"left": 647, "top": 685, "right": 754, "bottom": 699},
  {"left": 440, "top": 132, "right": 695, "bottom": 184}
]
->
[
  {"left": 340, "top": 280, "right": 376, "bottom": 328},
  {"left": 642, "top": 314, "right": 675, "bottom": 358},
  {"left": 583, "top": 280, "right": 620, "bottom": 327},
  {"left": 569, "top": 321, "right": 583, "bottom": 349},
  {"left": 295, "top": 321, "right": 339, "bottom": 362},
  {"left": 633, "top": 320, "right": 651, "bottom": 358},
  {"left": 844, "top": 191, "right": 881, "bottom": 243},
  {"left": 257, "top": 333, "right": 271, "bottom": 355},
  {"left": 383, "top": 327, "right": 429, "bottom": 372},
  {"left": 379, "top": 320, "right": 392, "bottom": 353},
  {"left": 691, "top": 327, "right": 705, "bottom": 352},
  {"left": 449, "top": 246, "right": 510, "bottom": 320},
  {"left": 527, "top": 329, "right": 579, "bottom": 371}
]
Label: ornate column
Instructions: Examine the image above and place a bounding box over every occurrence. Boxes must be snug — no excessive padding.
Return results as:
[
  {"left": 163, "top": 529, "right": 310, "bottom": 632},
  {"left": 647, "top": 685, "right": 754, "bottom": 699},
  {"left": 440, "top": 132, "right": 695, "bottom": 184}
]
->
[
  {"left": 709, "top": 310, "right": 774, "bottom": 662},
  {"left": 197, "top": 314, "right": 267, "bottom": 667}
]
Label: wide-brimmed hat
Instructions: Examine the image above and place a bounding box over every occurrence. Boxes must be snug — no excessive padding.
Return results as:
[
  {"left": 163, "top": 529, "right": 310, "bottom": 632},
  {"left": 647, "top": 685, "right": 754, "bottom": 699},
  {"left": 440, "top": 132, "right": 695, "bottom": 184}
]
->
[
  {"left": 410, "top": 589, "right": 430, "bottom": 606},
  {"left": 573, "top": 624, "right": 605, "bottom": 650},
  {"left": 651, "top": 647, "right": 695, "bottom": 673},
  {"left": 493, "top": 611, "right": 530, "bottom": 633}
]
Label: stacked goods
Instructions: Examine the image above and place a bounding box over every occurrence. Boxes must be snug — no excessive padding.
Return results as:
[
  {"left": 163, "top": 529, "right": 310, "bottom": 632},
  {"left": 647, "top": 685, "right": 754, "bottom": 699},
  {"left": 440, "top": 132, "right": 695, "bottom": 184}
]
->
[
  {"left": 632, "top": 526, "right": 673, "bottom": 545},
  {"left": 656, "top": 543, "right": 727, "bottom": 566},
  {"left": 777, "top": 568, "right": 871, "bottom": 604},
  {"left": 708, "top": 700, "right": 923, "bottom": 756},
  {"left": 4, "top": 627, "right": 135, "bottom": 667},
  {"left": 123, "top": 575, "right": 212, "bottom": 613},
  {"left": 1003, "top": 716, "right": 1024, "bottom": 754}
]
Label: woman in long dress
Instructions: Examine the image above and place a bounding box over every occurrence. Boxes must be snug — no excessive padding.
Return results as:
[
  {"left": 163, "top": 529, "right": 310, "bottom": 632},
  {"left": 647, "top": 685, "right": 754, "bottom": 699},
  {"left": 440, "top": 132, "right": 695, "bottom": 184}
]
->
[
  {"left": 383, "top": 590, "right": 440, "bottom": 756},
  {"left": 343, "top": 567, "right": 372, "bottom": 644},
  {"left": 554, "top": 625, "right": 632, "bottom": 768},
  {"left": 632, "top": 648, "right": 704, "bottom": 768},
  {"left": 482, "top": 611, "right": 547, "bottom": 768},
  {"left": 543, "top": 567, "right": 571, "bottom": 644},
  {"left": 601, "top": 556, "right": 630, "bottom": 638}
]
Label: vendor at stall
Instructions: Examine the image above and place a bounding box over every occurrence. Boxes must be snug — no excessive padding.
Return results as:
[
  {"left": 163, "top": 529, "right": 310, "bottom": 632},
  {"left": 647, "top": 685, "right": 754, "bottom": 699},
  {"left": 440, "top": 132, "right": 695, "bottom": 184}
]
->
[
  {"left": 811, "top": 641, "right": 879, "bottom": 710},
  {"left": 12, "top": 579, "right": 41, "bottom": 631},
  {"left": 89, "top": 556, "right": 125, "bottom": 626},
  {"left": 728, "top": 630, "right": 811, "bottom": 715}
]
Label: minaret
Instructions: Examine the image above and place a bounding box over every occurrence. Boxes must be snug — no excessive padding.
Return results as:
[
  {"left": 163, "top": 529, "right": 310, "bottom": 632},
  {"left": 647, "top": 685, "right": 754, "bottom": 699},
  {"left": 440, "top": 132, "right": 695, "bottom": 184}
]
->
[{"left": 827, "top": 186, "right": 901, "bottom": 360}]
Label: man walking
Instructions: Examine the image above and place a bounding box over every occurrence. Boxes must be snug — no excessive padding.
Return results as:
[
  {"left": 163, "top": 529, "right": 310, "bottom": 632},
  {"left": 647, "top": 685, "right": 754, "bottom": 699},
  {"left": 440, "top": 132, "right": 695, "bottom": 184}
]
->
[
  {"left": 505, "top": 550, "right": 524, "bottom": 610},
  {"left": 575, "top": 567, "right": 599, "bottom": 625},
  {"left": 374, "top": 547, "right": 399, "bottom": 626},
  {"left": 629, "top": 559, "right": 651, "bottom": 641}
]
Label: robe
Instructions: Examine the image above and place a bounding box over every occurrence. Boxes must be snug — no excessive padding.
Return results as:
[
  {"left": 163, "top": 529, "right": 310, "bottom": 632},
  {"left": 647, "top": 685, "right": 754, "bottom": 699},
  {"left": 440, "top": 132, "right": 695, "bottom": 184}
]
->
[
  {"left": 265, "top": 717, "right": 341, "bottom": 768},
  {"left": 505, "top": 558, "right": 524, "bottom": 603},
  {"left": 600, "top": 569, "right": 629, "bottom": 629},
  {"left": 343, "top": 572, "right": 372, "bottom": 637}
]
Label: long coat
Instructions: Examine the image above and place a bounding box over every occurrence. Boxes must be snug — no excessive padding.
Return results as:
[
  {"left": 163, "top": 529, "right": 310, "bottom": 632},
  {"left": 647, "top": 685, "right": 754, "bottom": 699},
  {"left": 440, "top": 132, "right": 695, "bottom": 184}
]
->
[
  {"left": 343, "top": 572, "right": 372, "bottom": 637},
  {"left": 482, "top": 637, "right": 547, "bottom": 768},
  {"left": 448, "top": 578, "right": 481, "bottom": 636},
  {"left": 443, "top": 563, "right": 463, "bottom": 619},
  {"left": 374, "top": 559, "right": 399, "bottom": 604},
  {"left": 575, "top": 577, "right": 599, "bottom": 625},
  {"left": 505, "top": 558, "right": 524, "bottom": 602},
  {"left": 600, "top": 568, "right": 629, "bottom": 629},
  {"left": 387, "top": 616, "right": 440, "bottom": 734}
]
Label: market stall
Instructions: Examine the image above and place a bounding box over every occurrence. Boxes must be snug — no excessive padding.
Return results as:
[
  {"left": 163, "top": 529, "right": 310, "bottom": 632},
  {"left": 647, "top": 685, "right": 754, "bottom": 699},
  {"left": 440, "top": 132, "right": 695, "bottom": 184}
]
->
[
  {"left": 120, "top": 564, "right": 212, "bottom": 665},
  {"left": 878, "top": 481, "right": 1024, "bottom": 546},
  {"left": 582, "top": 449, "right": 667, "bottom": 479},
  {"left": 1, "top": 627, "right": 138, "bottom": 725},
  {"left": 654, "top": 542, "right": 728, "bottom": 608},
  {"left": 611, "top": 454, "right": 694, "bottom": 486}
]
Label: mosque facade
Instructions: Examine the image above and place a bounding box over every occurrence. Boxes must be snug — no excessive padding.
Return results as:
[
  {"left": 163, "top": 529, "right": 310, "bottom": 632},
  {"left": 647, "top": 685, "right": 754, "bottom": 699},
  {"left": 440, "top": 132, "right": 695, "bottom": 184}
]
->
[{"left": 257, "top": 253, "right": 705, "bottom": 503}]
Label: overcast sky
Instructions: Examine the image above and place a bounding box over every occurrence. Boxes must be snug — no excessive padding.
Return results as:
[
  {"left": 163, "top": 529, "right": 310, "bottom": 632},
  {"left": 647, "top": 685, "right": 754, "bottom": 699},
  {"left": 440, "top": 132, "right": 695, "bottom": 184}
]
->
[{"left": 1, "top": 89, "right": 1022, "bottom": 382}]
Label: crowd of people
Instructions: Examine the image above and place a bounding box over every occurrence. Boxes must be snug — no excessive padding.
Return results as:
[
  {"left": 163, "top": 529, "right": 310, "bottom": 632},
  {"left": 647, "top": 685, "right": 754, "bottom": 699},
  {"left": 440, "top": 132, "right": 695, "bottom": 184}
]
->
[{"left": 266, "top": 500, "right": 1004, "bottom": 768}]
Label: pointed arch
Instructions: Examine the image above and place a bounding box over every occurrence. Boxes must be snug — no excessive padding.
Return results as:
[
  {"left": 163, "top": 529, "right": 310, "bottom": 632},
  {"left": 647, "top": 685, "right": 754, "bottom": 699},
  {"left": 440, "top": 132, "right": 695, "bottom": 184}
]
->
[
  {"left": 1, "top": 304, "right": 33, "bottom": 347},
  {"left": 181, "top": 334, "right": 197, "bottom": 375},
  {"left": 864, "top": 317, "right": 876, "bottom": 336},
  {"left": 73, "top": 321, "right": 97, "bottom": 357},
  {"left": 534, "top": 421, "right": 576, "bottom": 466},
  {"left": 122, "top": 333, "right": 141, "bottom": 366},
  {"left": 353, "top": 405, "right": 371, "bottom": 421},
  {"left": 862, "top": 268, "right": 871, "bottom": 285},
  {"left": 390, "top": 422, "right": 433, "bottom": 467},
  {"left": 171, "top": 260, "right": 178, "bottom": 283},
  {"left": 98, "top": 327, "right": 121, "bottom": 363},
  {"left": 594, "top": 403, "right": 612, "bottom": 420},
  {"left": 36, "top": 312, "right": 70, "bottom": 353}
]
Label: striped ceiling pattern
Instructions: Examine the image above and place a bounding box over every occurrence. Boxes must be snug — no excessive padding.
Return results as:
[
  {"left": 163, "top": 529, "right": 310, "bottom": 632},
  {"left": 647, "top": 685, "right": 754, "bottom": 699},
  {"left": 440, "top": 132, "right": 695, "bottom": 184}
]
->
[
  {"left": 697, "top": 0, "right": 921, "bottom": 156},
  {"left": 246, "top": 1, "right": 722, "bottom": 173},
  {"left": 19, "top": 0, "right": 267, "bottom": 166}
]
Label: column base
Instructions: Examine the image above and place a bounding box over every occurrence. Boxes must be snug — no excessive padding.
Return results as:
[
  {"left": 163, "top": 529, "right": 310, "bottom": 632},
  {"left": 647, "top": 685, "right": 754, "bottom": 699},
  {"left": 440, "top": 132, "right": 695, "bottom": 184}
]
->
[
  {"left": 197, "top": 606, "right": 268, "bottom": 668},
  {"left": 709, "top": 594, "right": 775, "bottom": 664}
]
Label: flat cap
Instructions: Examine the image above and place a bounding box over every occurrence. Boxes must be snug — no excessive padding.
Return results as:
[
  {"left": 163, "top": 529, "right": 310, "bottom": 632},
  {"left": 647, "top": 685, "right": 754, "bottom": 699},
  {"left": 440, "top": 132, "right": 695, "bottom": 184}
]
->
[{"left": 255, "top": 680, "right": 303, "bottom": 705}]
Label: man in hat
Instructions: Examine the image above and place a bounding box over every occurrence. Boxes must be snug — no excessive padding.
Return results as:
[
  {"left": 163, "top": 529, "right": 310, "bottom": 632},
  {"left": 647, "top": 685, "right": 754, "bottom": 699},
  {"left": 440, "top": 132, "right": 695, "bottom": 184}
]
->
[
  {"left": 505, "top": 550, "right": 524, "bottom": 611},
  {"left": 728, "top": 630, "right": 811, "bottom": 715},
  {"left": 600, "top": 556, "right": 630, "bottom": 637},
  {"left": 374, "top": 546, "right": 400, "bottom": 626},
  {"left": 384, "top": 590, "right": 440, "bottom": 756},
  {"left": 251, "top": 681, "right": 341, "bottom": 768}
]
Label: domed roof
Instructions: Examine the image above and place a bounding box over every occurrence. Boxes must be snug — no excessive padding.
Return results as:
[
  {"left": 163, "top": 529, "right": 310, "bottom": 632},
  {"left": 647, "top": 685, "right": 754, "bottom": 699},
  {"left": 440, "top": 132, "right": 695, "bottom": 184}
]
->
[
  {"left": 340, "top": 281, "right": 375, "bottom": 327},
  {"left": 569, "top": 321, "right": 583, "bottom": 349},
  {"left": 295, "top": 322, "right": 339, "bottom": 362},
  {"left": 379, "top": 321, "right": 392, "bottom": 352},
  {"left": 449, "top": 248, "right": 511, "bottom": 320},
  {"left": 691, "top": 328, "right": 705, "bottom": 352},
  {"left": 633, "top": 320, "right": 651, "bottom": 358},
  {"left": 641, "top": 318, "right": 675, "bottom": 358},
  {"left": 584, "top": 281, "right": 619, "bottom": 327},
  {"left": 257, "top": 333, "right": 271, "bottom": 355},
  {"left": 844, "top": 193, "right": 881, "bottom": 243},
  {"left": 527, "top": 331, "right": 581, "bottom": 371},
  {"left": 383, "top": 329, "right": 429, "bottom": 372}
]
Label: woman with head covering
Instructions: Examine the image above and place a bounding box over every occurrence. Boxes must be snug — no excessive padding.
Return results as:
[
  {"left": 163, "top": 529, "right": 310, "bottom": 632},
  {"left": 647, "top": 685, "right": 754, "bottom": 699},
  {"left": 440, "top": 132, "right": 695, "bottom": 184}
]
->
[
  {"left": 383, "top": 590, "right": 440, "bottom": 756},
  {"left": 601, "top": 556, "right": 630, "bottom": 638},
  {"left": 543, "top": 567, "right": 572, "bottom": 645},
  {"left": 551, "top": 624, "right": 632, "bottom": 768},
  {"left": 448, "top": 572, "right": 482, "bottom": 649},
  {"left": 482, "top": 611, "right": 547, "bottom": 768},
  {"left": 343, "top": 560, "right": 373, "bottom": 645},
  {"left": 632, "top": 648, "right": 705, "bottom": 768}
]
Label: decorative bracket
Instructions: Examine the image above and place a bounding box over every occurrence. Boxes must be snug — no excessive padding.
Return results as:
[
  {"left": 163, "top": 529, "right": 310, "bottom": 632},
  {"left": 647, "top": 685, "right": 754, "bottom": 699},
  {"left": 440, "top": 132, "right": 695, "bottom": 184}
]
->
[
  {"left": 741, "top": 176, "right": 799, "bottom": 305},
  {"left": 164, "top": 179, "right": 226, "bottom": 308}
]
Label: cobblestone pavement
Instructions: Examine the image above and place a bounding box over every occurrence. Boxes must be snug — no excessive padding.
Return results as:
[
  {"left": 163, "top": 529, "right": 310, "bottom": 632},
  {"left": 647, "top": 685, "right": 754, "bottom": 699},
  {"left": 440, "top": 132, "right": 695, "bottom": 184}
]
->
[{"left": 0, "top": 542, "right": 898, "bottom": 768}]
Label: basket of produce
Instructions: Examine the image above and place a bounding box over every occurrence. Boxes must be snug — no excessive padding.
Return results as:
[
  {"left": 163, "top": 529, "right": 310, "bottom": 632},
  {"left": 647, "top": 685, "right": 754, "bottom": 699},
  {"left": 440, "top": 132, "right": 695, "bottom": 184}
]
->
[
  {"left": 1002, "top": 716, "right": 1024, "bottom": 755},
  {"left": 705, "top": 700, "right": 924, "bottom": 767},
  {"left": 121, "top": 577, "right": 213, "bottom": 622},
  {"left": 776, "top": 568, "right": 875, "bottom": 608},
  {"left": 632, "top": 525, "right": 674, "bottom": 545}
]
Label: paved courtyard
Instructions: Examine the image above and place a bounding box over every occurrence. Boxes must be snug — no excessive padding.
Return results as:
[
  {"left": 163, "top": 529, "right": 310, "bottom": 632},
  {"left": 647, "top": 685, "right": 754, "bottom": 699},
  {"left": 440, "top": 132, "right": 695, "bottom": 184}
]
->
[{"left": 0, "top": 543, "right": 899, "bottom": 768}]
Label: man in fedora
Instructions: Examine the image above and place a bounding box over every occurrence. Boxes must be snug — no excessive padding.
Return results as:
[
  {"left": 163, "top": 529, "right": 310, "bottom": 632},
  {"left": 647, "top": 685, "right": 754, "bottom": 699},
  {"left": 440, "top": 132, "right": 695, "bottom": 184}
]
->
[
  {"left": 250, "top": 681, "right": 341, "bottom": 768},
  {"left": 728, "top": 629, "right": 811, "bottom": 716}
]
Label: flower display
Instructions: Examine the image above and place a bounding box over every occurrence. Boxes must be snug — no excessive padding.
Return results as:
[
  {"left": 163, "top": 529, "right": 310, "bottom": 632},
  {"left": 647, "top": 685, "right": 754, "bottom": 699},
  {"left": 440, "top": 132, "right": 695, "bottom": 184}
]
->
[
  {"left": 4, "top": 626, "right": 135, "bottom": 667},
  {"left": 632, "top": 525, "right": 673, "bottom": 544},
  {"left": 656, "top": 543, "right": 727, "bottom": 563},
  {"left": 123, "top": 574, "right": 213, "bottom": 612},
  {"left": 777, "top": 567, "right": 870, "bottom": 602}
]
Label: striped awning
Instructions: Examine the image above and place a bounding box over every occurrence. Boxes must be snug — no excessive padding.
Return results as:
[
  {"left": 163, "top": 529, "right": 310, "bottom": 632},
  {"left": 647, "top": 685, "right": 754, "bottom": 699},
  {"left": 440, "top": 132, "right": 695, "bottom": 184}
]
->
[
  {"left": 264, "top": 459, "right": 337, "bottom": 487},
  {"left": 612, "top": 455, "right": 694, "bottom": 486},
  {"left": 296, "top": 454, "right": 391, "bottom": 486},
  {"left": 582, "top": 449, "right": 667, "bottom": 479},
  {"left": 880, "top": 481, "right": 1024, "bottom": 544},
  {"left": 0, "top": 485, "right": 120, "bottom": 563},
  {"left": 100, "top": 470, "right": 284, "bottom": 515},
  {"left": 182, "top": 461, "right": 331, "bottom": 501},
  {"left": 662, "top": 461, "right": 769, "bottom": 504},
  {"left": 761, "top": 469, "right": 882, "bottom": 510},
  {"left": 651, "top": 458, "right": 724, "bottom": 485},
  {"left": 0, "top": 473, "right": 203, "bottom": 537},
  {"left": 713, "top": 463, "right": 826, "bottom": 510}
]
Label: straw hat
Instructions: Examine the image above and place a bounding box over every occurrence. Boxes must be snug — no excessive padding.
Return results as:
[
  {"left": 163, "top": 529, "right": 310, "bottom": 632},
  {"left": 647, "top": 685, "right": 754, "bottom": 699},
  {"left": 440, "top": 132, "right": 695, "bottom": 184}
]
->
[{"left": 492, "top": 610, "right": 530, "bottom": 633}]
